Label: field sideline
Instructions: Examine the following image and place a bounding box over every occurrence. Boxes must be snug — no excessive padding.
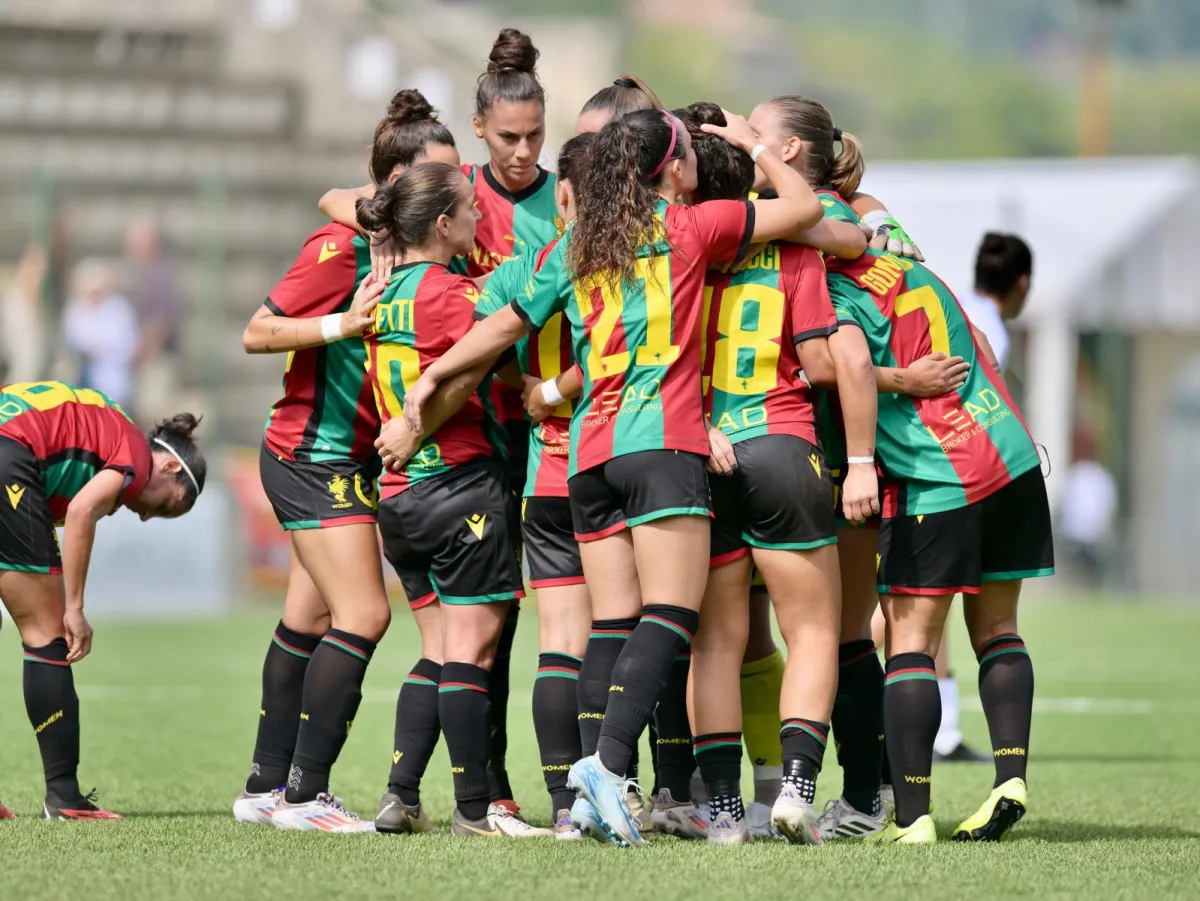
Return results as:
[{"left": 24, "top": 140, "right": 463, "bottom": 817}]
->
[{"left": 1, "top": 599, "right": 1198, "bottom": 901}]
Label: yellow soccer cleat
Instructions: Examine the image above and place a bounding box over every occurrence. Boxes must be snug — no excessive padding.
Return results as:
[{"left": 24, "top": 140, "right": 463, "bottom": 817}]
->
[
  {"left": 876, "top": 814, "right": 937, "bottom": 844},
  {"left": 952, "top": 777, "right": 1027, "bottom": 842}
]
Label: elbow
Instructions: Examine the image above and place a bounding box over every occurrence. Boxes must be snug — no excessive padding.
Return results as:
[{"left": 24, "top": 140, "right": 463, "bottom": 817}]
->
[
  {"left": 241, "top": 327, "right": 261, "bottom": 354},
  {"left": 807, "top": 361, "right": 837, "bottom": 389},
  {"left": 317, "top": 189, "right": 336, "bottom": 219}
]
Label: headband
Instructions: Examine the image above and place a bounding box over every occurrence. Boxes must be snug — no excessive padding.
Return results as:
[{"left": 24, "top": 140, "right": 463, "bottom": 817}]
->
[
  {"left": 613, "top": 77, "right": 638, "bottom": 89},
  {"left": 153, "top": 437, "right": 200, "bottom": 496},
  {"left": 647, "top": 110, "right": 678, "bottom": 181}
]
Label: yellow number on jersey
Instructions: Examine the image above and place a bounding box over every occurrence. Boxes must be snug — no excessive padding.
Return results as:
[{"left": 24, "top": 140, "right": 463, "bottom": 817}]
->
[
  {"left": 370, "top": 342, "right": 423, "bottom": 420},
  {"left": 4, "top": 381, "right": 107, "bottom": 412},
  {"left": 535, "top": 312, "right": 573, "bottom": 419},
  {"left": 710, "top": 283, "right": 785, "bottom": 396},
  {"left": 893, "top": 284, "right": 950, "bottom": 356},
  {"left": 574, "top": 256, "right": 678, "bottom": 382}
]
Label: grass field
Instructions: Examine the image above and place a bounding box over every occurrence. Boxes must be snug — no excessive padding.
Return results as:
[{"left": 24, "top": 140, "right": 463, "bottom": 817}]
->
[{"left": 1, "top": 599, "right": 1198, "bottom": 901}]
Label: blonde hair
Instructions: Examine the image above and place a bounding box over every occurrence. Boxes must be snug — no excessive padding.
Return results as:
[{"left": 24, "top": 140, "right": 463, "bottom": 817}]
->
[{"left": 766, "top": 95, "right": 864, "bottom": 197}]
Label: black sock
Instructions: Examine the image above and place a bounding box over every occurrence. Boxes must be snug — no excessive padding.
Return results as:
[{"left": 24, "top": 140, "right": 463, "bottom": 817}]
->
[
  {"left": 23, "top": 639, "right": 81, "bottom": 802},
  {"left": 533, "top": 652, "right": 583, "bottom": 816},
  {"left": 286, "top": 629, "right": 375, "bottom": 804},
  {"left": 830, "top": 640, "right": 884, "bottom": 816},
  {"left": 577, "top": 618, "right": 638, "bottom": 757},
  {"left": 440, "top": 662, "right": 491, "bottom": 821},
  {"left": 976, "top": 633, "right": 1034, "bottom": 787},
  {"left": 883, "top": 652, "right": 939, "bottom": 828},
  {"left": 246, "top": 622, "right": 319, "bottom": 793},
  {"left": 596, "top": 605, "right": 699, "bottom": 777},
  {"left": 487, "top": 604, "right": 519, "bottom": 802},
  {"left": 653, "top": 652, "right": 695, "bottom": 800},
  {"left": 388, "top": 658, "right": 442, "bottom": 806},
  {"left": 694, "top": 732, "right": 742, "bottom": 821},
  {"left": 781, "top": 718, "right": 828, "bottom": 805}
]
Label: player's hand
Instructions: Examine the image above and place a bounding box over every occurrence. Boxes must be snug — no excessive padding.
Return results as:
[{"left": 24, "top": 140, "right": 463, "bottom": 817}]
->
[
  {"left": 700, "top": 110, "right": 758, "bottom": 154},
  {"left": 375, "top": 417, "right": 423, "bottom": 473},
  {"left": 64, "top": 608, "right": 93, "bottom": 663},
  {"left": 402, "top": 374, "right": 438, "bottom": 434},
  {"left": 706, "top": 425, "right": 738, "bottom": 475},
  {"left": 521, "top": 375, "right": 555, "bottom": 423},
  {"left": 866, "top": 213, "right": 924, "bottom": 261},
  {"left": 841, "top": 462, "right": 880, "bottom": 525},
  {"left": 370, "top": 235, "right": 401, "bottom": 284},
  {"left": 905, "top": 352, "right": 969, "bottom": 397},
  {"left": 340, "top": 275, "right": 385, "bottom": 338}
]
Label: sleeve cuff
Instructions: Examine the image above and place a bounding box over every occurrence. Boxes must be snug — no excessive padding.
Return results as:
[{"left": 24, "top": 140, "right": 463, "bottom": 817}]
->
[
  {"left": 793, "top": 323, "right": 839, "bottom": 345},
  {"left": 509, "top": 298, "right": 539, "bottom": 333},
  {"left": 264, "top": 297, "right": 286, "bottom": 316},
  {"left": 472, "top": 309, "right": 489, "bottom": 322},
  {"left": 733, "top": 201, "right": 756, "bottom": 265}
]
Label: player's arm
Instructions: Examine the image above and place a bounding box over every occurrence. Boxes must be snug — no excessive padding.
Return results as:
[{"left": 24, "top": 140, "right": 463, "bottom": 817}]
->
[
  {"left": 242, "top": 277, "right": 384, "bottom": 354},
  {"left": 60, "top": 468, "right": 126, "bottom": 662},
  {"left": 785, "top": 218, "right": 868, "bottom": 260},
  {"left": 319, "top": 185, "right": 375, "bottom": 230},
  {"left": 797, "top": 337, "right": 836, "bottom": 388},
  {"left": 525, "top": 363, "right": 582, "bottom": 422},
  {"left": 876, "top": 354, "right": 970, "bottom": 397},
  {"left": 828, "top": 324, "right": 880, "bottom": 524},
  {"left": 376, "top": 363, "right": 492, "bottom": 472},
  {"left": 848, "top": 192, "right": 923, "bottom": 261}
]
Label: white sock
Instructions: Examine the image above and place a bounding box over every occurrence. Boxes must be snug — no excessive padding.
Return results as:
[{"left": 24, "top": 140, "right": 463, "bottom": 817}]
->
[{"left": 934, "top": 676, "right": 963, "bottom": 755}]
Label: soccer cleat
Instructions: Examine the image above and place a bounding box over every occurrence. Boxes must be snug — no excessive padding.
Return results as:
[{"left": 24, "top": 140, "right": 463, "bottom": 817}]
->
[
  {"left": 952, "top": 777, "right": 1027, "bottom": 842},
  {"left": 271, "top": 792, "right": 374, "bottom": 833},
  {"left": 567, "top": 755, "right": 644, "bottom": 847},
  {"left": 0, "top": 801, "right": 17, "bottom": 820},
  {"left": 626, "top": 786, "right": 651, "bottom": 833},
  {"left": 44, "top": 789, "right": 122, "bottom": 821},
  {"left": 650, "top": 788, "right": 707, "bottom": 840},
  {"left": 486, "top": 801, "right": 553, "bottom": 837},
  {"left": 817, "top": 796, "right": 888, "bottom": 841},
  {"left": 233, "top": 787, "right": 280, "bottom": 825},
  {"left": 707, "top": 810, "right": 750, "bottom": 845},
  {"left": 746, "top": 801, "right": 774, "bottom": 840},
  {"left": 878, "top": 814, "right": 937, "bottom": 844},
  {"left": 569, "top": 796, "right": 614, "bottom": 843},
  {"left": 554, "top": 808, "right": 582, "bottom": 840},
  {"left": 880, "top": 785, "right": 896, "bottom": 819},
  {"left": 375, "top": 793, "right": 435, "bottom": 835},
  {"left": 771, "top": 783, "right": 822, "bottom": 845},
  {"left": 451, "top": 808, "right": 504, "bottom": 837},
  {"left": 934, "top": 741, "right": 992, "bottom": 763}
]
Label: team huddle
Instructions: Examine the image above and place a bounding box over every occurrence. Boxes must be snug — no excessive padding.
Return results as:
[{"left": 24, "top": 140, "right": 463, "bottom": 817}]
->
[{"left": 0, "top": 26, "right": 1051, "bottom": 845}]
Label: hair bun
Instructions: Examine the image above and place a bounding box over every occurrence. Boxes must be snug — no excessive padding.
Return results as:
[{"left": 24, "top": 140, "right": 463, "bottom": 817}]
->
[
  {"left": 386, "top": 89, "right": 437, "bottom": 126},
  {"left": 487, "top": 28, "right": 539, "bottom": 75},
  {"left": 159, "top": 412, "right": 201, "bottom": 441},
  {"left": 979, "top": 232, "right": 1008, "bottom": 255},
  {"left": 613, "top": 76, "right": 638, "bottom": 89}
]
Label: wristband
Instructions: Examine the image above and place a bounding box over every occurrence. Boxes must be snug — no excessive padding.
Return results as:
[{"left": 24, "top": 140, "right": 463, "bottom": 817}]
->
[
  {"left": 862, "top": 209, "right": 894, "bottom": 231},
  {"left": 319, "top": 313, "right": 343, "bottom": 343},
  {"left": 750, "top": 143, "right": 769, "bottom": 163},
  {"left": 847, "top": 455, "right": 875, "bottom": 465},
  {"left": 540, "top": 378, "right": 565, "bottom": 407}
]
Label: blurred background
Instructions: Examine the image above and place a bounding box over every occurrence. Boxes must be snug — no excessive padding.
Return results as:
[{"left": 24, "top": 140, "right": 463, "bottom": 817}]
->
[{"left": 0, "top": 0, "right": 1197, "bottom": 611}]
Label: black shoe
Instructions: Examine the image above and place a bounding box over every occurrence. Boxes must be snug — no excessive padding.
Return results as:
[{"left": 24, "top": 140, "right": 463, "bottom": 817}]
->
[
  {"left": 376, "top": 793, "right": 435, "bottom": 834},
  {"left": 933, "top": 742, "right": 991, "bottom": 763}
]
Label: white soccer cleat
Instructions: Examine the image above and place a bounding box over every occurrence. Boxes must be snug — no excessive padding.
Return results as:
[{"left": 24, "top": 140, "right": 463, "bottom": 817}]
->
[
  {"left": 650, "top": 788, "right": 708, "bottom": 840},
  {"left": 707, "top": 810, "right": 750, "bottom": 845},
  {"left": 271, "top": 792, "right": 375, "bottom": 833},
  {"left": 771, "top": 783, "right": 822, "bottom": 845},
  {"left": 233, "top": 787, "right": 279, "bottom": 825},
  {"left": 746, "top": 800, "right": 775, "bottom": 839},
  {"left": 486, "top": 802, "right": 554, "bottom": 837},
  {"left": 818, "top": 796, "right": 888, "bottom": 841},
  {"left": 554, "top": 807, "right": 583, "bottom": 840}
]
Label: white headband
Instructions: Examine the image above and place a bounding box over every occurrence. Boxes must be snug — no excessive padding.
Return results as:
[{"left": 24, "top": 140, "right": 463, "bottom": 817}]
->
[{"left": 153, "top": 437, "right": 200, "bottom": 496}]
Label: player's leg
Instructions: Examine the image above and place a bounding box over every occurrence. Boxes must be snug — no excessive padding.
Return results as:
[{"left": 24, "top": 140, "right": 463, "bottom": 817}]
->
[
  {"left": 739, "top": 584, "right": 785, "bottom": 837},
  {"left": 932, "top": 619, "right": 990, "bottom": 762}
]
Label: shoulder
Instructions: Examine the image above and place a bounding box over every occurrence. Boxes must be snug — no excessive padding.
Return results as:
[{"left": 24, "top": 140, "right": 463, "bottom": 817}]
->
[
  {"left": 817, "top": 190, "right": 859, "bottom": 223},
  {"left": 426, "top": 266, "right": 481, "bottom": 306}
]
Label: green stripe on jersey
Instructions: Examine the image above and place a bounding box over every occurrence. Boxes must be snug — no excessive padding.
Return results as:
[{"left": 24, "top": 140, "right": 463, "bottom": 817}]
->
[{"left": 41, "top": 457, "right": 100, "bottom": 503}]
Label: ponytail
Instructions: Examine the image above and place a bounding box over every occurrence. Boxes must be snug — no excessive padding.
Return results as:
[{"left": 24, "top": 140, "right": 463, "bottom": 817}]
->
[
  {"left": 830, "top": 131, "right": 864, "bottom": 198},
  {"left": 766, "top": 95, "right": 864, "bottom": 196}
]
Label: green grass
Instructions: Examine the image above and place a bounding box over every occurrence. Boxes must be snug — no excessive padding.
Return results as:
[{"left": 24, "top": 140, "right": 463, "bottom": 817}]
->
[{"left": 1, "top": 600, "right": 1198, "bottom": 900}]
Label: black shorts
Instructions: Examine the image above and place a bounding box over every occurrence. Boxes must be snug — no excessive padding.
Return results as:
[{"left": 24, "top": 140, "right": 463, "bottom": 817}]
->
[
  {"left": 259, "top": 443, "right": 380, "bottom": 531},
  {"left": 568, "top": 450, "right": 709, "bottom": 542},
  {"left": 829, "top": 462, "right": 882, "bottom": 530},
  {"left": 505, "top": 420, "right": 530, "bottom": 498},
  {"left": 378, "top": 459, "right": 525, "bottom": 606},
  {"left": 521, "top": 496, "right": 585, "bottom": 589},
  {"left": 0, "top": 437, "right": 61, "bottom": 574},
  {"left": 710, "top": 435, "right": 837, "bottom": 565},
  {"left": 877, "top": 465, "right": 1055, "bottom": 596}
]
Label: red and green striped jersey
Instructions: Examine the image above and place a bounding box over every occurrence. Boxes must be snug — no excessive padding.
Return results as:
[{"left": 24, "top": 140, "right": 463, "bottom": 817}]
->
[
  {"left": 474, "top": 239, "right": 575, "bottom": 497},
  {"left": 702, "top": 242, "right": 836, "bottom": 446},
  {"left": 263, "top": 223, "right": 380, "bottom": 463},
  {"left": 0, "top": 381, "right": 151, "bottom": 523},
  {"left": 825, "top": 250, "right": 1040, "bottom": 515},
  {"left": 365, "top": 261, "right": 505, "bottom": 498},
  {"left": 512, "top": 199, "right": 753, "bottom": 477}
]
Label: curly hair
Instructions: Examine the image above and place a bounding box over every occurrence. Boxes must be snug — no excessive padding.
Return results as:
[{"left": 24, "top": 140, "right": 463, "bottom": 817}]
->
[{"left": 676, "top": 102, "right": 755, "bottom": 203}]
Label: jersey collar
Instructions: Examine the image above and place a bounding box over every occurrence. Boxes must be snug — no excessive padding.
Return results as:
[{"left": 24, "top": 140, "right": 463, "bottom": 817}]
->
[{"left": 481, "top": 163, "right": 549, "bottom": 205}]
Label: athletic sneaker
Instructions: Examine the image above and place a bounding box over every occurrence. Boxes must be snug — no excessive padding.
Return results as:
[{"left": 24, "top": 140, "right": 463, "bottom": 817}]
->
[
  {"left": 272, "top": 792, "right": 374, "bottom": 833},
  {"left": 567, "top": 754, "right": 644, "bottom": 847},
  {"left": 375, "top": 793, "right": 435, "bottom": 835},
  {"left": 486, "top": 801, "right": 553, "bottom": 837},
  {"left": 878, "top": 814, "right": 937, "bottom": 844},
  {"left": 626, "top": 786, "right": 650, "bottom": 832},
  {"left": 44, "top": 789, "right": 122, "bottom": 821},
  {"left": 554, "top": 808, "right": 582, "bottom": 840},
  {"left": 746, "top": 801, "right": 774, "bottom": 839},
  {"left": 818, "top": 796, "right": 888, "bottom": 841},
  {"left": 233, "top": 787, "right": 280, "bottom": 825},
  {"left": 880, "top": 784, "right": 896, "bottom": 819},
  {"left": 771, "top": 783, "right": 821, "bottom": 845},
  {"left": 708, "top": 810, "right": 749, "bottom": 845},
  {"left": 953, "top": 777, "right": 1027, "bottom": 842},
  {"left": 650, "top": 788, "right": 707, "bottom": 840},
  {"left": 569, "top": 796, "right": 613, "bottom": 843},
  {"left": 934, "top": 741, "right": 991, "bottom": 763},
  {"left": 0, "top": 801, "right": 17, "bottom": 820}
]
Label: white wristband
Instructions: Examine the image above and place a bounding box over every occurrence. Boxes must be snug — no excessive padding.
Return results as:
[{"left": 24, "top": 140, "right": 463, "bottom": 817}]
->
[
  {"left": 847, "top": 455, "right": 875, "bottom": 465},
  {"left": 863, "top": 209, "right": 891, "bottom": 230},
  {"left": 750, "top": 143, "right": 769, "bottom": 163},
  {"left": 319, "top": 313, "right": 343, "bottom": 343},
  {"left": 540, "top": 377, "right": 565, "bottom": 407}
]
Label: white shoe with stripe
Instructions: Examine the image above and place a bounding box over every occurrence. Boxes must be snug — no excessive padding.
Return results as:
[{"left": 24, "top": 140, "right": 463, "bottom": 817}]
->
[
  {"left": 818, "top": 796, "right": 888, "bottom": 841},
  {"left": 271, "top": 792, "right": 375, "bottom": 833}
]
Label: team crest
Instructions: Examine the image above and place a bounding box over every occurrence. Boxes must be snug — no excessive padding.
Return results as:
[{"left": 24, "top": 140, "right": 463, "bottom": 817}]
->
[
  {"left": 328, "top": 474, "right": 352, "bottom": 510},
  {"left": 808, "top": 453, "right": 822, "bottom": 478}
]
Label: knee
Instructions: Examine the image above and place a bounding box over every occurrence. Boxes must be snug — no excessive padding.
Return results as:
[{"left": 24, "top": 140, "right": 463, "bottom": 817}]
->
[
  {"left": 333, "top": 600, "right": 391, "bottom": 643},
  {"left": 965, "top": 617, "right": 1019, "bottom": 656}
]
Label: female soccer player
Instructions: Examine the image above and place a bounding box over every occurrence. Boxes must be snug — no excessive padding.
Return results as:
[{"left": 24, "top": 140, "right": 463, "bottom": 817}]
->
[
  {"left": 235, "top": 89, "right": 458, "bottom": 833},
  {"left": 824, "top": 246, "right": 1052, "bottom": 844},
  {"left": 575, "top": 75, "right": 662, "bottom": 134},
  {"left": 401, "top": 106, "right": 824, "bottom": 847},
  {"left": 0, "top": 383, "right": 204, "bottom": 819},
  {"left": 355, "top": 161, "right": 538, "bottom": 839}
]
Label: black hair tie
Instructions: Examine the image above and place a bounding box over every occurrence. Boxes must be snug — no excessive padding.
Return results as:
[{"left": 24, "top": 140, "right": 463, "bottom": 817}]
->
[
  {"left": 614, "top": 77, "right": 638, "bottom": 89},
  {"left": 832, "top": 126, "right": 843, "bottom": 142}
]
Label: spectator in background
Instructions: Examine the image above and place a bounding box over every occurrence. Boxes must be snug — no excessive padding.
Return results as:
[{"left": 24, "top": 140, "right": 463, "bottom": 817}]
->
[
  {"left": 61, "top": 258, "right": 139, "bottom": 407},
  {"left": 1059, "top": 429, "right": 1118, "bottom": 588},
  {"left": 0, "top": 244, "right": 49, "bottom": 383},
  {"left": 123, "top": 216, "right": 182, "bottom": 422},
  {"left": 960, "top": 232, "right": 1033, "bottom": 372}
]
